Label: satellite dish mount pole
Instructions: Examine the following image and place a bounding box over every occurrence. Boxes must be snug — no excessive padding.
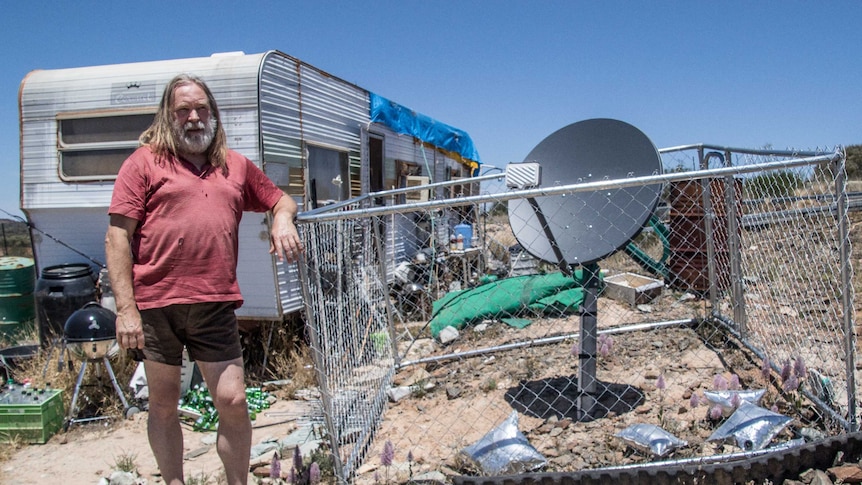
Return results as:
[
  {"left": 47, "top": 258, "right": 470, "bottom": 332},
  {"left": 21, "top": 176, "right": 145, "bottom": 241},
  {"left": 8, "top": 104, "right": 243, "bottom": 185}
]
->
[
  {"left": 577, "top": 261, "right": 600, "bottom": 418},
  {"left": 525, "top": 197, "right": 599, "bottom": 418}
]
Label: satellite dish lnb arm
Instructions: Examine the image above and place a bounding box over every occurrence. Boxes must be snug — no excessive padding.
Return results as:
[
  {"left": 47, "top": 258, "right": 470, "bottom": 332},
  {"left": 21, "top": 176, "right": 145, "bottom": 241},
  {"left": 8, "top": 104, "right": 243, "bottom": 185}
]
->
[{"left": 526, "top": 197, "right": 572, "bottom": 276}]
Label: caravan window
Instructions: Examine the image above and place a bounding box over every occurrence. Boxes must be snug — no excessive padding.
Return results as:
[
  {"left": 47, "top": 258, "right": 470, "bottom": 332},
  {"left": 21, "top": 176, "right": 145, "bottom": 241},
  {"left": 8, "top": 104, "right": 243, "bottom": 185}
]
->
[
  {"left": 306, "top": 144, "right": 350, "bottom": 207},
  {"left": 58, "top": 113, "right": 154, "bottom": 181}
]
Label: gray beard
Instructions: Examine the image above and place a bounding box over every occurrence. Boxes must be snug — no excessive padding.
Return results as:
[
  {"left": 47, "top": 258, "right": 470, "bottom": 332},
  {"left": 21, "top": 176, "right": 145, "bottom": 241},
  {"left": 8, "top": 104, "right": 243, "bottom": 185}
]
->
[{"left": 174, "top": 118, "right": 217, "bottom": 155}]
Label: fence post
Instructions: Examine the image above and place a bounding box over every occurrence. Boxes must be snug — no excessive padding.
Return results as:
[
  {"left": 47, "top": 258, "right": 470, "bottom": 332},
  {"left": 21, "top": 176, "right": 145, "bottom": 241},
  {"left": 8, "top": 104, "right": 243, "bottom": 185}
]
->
[
  {"left": 725, "top": 149, "right": 746, "bottom": 339},
  {"left": 700, "top": 150, "right": 720, "bottom": 309},
  {"left": 835, "top": 149, "right": 858, "bottom": 431}
]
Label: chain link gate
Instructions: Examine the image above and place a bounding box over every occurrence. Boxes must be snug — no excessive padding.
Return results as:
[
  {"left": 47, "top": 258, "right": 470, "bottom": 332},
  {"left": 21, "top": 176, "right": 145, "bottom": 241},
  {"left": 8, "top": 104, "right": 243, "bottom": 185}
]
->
[{"left": 296, "top": 145, "right": 854, "bottom": 483}]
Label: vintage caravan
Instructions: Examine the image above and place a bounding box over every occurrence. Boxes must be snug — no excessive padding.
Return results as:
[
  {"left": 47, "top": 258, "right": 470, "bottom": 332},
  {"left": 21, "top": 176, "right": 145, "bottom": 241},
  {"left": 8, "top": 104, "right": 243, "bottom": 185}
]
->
[{"left": 18, "top": 50, "right": 480, "bottom": 322}]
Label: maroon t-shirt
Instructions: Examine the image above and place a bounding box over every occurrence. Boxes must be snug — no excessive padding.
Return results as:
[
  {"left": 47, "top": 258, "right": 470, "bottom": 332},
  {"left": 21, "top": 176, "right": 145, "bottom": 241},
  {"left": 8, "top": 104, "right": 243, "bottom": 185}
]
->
[{"left": 109, "top": 146, "right": 284, "bottom": 310}]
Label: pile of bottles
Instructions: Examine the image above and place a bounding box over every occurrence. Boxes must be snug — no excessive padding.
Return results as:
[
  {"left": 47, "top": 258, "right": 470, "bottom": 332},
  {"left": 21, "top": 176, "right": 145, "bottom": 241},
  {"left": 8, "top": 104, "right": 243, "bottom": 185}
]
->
[
  {"left": 1, "top": 378, "right": 57, "bottom": 405},
  {"left": 179, "top": 385, "right": 273, "bottom": 431}
]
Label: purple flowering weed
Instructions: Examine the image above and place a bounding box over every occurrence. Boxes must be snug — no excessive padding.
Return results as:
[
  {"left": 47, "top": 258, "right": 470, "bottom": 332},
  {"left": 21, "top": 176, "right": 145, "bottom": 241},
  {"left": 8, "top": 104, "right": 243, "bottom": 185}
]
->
[
  {"left": 599, "top": 342, "right": 611, "bottom": 358},
  {"left": 794, "top": 356, "right": 807, "bottom": 380},
  {"left": 597, "top": 334, "right": 614, "bottom": 358},
  {"left": 729, "top": 374, "right": 741, "bottom": 390},
  {"left": 689, "top": 393, "right": 700, "bottom": 408},
  {"left": 781, "top": 359, "right": 793, "bottom": 382},
  {"left": 309, "top": 462, "right": 321, "bottom": 485},
  {"left": 656, "top": 374, "right": 666, "bottom": 391},
  {"left": 709, "top": 404, "right": 723, "bottom": 420},
  {"left": 381, "top": 440, "right": 395, "bottom": 467},
  {"left": 782, "top": 374, "right": 799, "bottom": 393},
  {"left": 270, "top": 452, "right": 281, "bottom": 479},
  {"left": 293, "top": 446, "right": 303, "bottom": 473},
  {"left": 713, "top": 374, "right": 728, "bottom": 391}
]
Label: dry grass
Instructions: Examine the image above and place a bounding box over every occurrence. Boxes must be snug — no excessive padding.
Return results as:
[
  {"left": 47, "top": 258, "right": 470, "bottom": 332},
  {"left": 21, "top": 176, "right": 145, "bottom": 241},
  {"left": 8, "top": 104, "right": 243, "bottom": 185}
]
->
[
  {"left": 1, "top": 331, "right": 139, "bottom": 415},
  {"left": 0, "top": 435, "right": 24, "bottom": 462},
  {"left": 263, "top": 331, "right": 317, "bottom": 399}
]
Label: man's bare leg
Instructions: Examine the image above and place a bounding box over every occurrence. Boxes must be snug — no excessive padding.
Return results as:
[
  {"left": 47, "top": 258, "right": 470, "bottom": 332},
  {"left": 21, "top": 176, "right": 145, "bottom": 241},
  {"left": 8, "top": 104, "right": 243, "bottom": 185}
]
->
[
  {"left": 143, "top": 360, "right": 184, "bottom": 485},
  {"left": 197, "top": 358, "right": 251, "bottom": 485}
]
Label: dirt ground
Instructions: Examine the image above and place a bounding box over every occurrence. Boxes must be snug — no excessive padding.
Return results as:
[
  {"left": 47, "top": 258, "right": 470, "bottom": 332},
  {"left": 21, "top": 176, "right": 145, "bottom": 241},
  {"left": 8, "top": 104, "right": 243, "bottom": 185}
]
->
[
  {"left": 0, "top": 322, "right": 755, "bottom": 485},
  {"left": 0, "top": 306, "right": 855, "bottom": 484},
  {"left": 0, "top": 316, "right": 850, "bottom": 485},
  {"left": 0, "top": 394, "right": 318, "bottom": 485}
]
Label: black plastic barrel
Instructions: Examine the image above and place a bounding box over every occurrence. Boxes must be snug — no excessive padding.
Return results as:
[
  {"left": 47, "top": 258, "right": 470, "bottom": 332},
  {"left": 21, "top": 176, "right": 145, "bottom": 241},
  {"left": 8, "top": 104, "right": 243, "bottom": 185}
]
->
[{"left": 34, "top": 264, "right": 98, "bottom": 348}]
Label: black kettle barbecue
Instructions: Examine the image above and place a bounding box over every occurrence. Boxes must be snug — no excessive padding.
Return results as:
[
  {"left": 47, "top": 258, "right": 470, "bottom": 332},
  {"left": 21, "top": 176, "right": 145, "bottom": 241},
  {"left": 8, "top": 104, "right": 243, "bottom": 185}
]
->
[
  {"left": 63, "top": 301, "right": 119, "bottom": 360},
  {"left": 62, "top": 302, "right": 138, "bottom": 428}
]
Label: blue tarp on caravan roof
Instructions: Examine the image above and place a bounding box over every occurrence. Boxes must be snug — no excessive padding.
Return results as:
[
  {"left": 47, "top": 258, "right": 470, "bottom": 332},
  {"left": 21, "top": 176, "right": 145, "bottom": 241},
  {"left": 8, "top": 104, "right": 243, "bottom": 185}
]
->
[{"left": 369, "top": 92, "right": 480, "bottom": 167}]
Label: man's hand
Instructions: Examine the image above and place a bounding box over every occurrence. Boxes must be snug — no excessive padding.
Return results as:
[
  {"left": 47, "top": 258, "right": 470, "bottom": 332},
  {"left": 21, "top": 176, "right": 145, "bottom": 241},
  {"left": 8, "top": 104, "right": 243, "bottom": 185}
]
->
[
  {"left": 116, "top": 308, "right": 145, "bottom": 350},
  {"left": 106, "top": 213, "right": 144, "bottom": 350},
  {"left": 270, "top": 194, "right": 304, "bottom": 263}
]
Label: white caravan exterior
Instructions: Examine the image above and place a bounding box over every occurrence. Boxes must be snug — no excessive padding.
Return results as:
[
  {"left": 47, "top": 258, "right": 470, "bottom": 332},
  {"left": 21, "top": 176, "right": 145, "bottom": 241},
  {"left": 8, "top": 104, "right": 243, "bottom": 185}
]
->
[{"left": 18, "top": 50, "right": 479, "bottom": 322}]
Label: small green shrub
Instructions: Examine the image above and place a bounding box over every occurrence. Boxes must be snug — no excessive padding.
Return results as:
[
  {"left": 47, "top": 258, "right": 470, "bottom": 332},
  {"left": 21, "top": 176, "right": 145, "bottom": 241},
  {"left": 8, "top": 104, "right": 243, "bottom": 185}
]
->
[
  {"left": 111, "top": 450, "right": 138, "bottom": 474},
  {"left": 745, "top": 171, "right": 803, "bottom": 199}
]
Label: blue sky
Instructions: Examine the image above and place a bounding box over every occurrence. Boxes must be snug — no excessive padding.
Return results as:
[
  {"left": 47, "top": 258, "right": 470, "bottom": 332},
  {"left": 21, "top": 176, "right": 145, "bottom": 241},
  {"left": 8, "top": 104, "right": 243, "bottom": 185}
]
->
[{"left": 2, "top": 1, "right": 860, "bottom": 219}]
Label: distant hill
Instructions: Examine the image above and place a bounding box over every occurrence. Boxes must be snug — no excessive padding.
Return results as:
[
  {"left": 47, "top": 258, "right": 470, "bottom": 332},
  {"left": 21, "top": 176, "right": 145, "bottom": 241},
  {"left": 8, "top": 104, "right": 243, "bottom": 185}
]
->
[
  {"left": 0, "top": 219, "right": 32, "bottom": 257},
  {"left": 0, "top": 219, "right": 29, "bottom": 237}
]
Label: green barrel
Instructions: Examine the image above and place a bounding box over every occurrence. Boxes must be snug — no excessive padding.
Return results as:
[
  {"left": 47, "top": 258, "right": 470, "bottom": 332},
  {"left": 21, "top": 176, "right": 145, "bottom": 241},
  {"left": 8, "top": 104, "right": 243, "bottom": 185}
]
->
[
  {"left": 0, "top": 257, "right": 36, "bottom": 295},
  {"left": 0, "top": 257, "right": 37, "bottom": 343}
]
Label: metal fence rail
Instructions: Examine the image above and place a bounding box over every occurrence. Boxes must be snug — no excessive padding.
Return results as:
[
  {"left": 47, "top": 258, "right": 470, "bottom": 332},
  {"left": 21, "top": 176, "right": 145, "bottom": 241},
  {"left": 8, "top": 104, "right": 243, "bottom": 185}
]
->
[{"left": 296, "top": 146, "right": 854, "bottom": 483}]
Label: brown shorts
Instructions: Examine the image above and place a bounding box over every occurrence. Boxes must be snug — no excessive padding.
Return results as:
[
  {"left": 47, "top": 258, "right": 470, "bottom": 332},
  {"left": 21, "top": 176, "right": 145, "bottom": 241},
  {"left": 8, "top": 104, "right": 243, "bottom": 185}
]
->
[{"left": 137, "top": 302, "right": 242, "bottom": 365}]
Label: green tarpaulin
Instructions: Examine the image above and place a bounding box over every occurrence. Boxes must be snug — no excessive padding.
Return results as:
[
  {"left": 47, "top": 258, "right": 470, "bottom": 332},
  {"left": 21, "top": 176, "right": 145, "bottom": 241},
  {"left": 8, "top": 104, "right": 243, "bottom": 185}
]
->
[{"left": 429, "top": 271, "right": 598, "bottom": 338}]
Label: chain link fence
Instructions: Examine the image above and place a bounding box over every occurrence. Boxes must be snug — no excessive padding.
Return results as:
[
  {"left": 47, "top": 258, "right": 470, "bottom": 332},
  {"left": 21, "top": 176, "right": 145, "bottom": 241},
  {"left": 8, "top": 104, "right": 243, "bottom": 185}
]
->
[{"left": 296, "top": 145, "right": 854, "bottom": 483}]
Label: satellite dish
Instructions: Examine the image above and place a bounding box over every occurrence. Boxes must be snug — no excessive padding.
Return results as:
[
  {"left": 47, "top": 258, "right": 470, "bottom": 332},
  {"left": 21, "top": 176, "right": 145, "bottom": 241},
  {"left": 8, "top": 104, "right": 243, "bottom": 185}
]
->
[
  {"left": 508, "top": 118, "right": 663, "bottom": 267},
  {"left": 506, "top": 119, "right": 663, "bottom": 420}
]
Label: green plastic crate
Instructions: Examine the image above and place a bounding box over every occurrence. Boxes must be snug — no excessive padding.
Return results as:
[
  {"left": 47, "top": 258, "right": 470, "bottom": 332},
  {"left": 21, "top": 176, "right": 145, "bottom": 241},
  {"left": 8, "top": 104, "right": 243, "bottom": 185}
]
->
[{"left": 0, "top": 388, "right": 64, "bottom": 443}]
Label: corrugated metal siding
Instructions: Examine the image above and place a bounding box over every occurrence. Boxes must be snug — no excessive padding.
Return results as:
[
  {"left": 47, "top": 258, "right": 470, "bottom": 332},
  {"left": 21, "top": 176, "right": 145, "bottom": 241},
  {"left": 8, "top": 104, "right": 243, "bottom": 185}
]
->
[
  {"left": 259, "top": 54, "right": 303, "bottom": 315},
  {"left": 296, "top": 65, "right": 367, "bottom": 148},
  {"left": 235, "top": 213, "right": 280, "bottom": 320},
  {"left": 259, "top": 52, "right": 370, "bottom": 315},
  {"left": 297, "top": 64, "right": 366, "bottom": 200},
  {"left": 259, "top": 54, "right": 302, "bottom": 173}
]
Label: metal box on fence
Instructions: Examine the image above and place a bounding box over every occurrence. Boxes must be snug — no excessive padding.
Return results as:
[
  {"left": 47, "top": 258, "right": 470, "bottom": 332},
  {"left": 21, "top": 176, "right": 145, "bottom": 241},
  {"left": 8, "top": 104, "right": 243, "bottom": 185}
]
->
[
  {"left": 0, "top": 387, "right": 64, "bottom": 443},
  {"left": 603, "top": 272, "right": 664, "bottom": 306}
]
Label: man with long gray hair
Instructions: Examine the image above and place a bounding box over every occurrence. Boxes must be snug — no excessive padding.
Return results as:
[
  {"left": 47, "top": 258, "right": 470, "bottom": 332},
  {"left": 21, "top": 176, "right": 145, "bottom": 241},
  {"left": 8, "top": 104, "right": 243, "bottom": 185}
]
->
[{"left": 105, "top": 73, "right": 303, "bottom": 485}]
